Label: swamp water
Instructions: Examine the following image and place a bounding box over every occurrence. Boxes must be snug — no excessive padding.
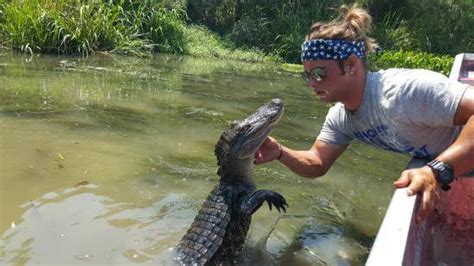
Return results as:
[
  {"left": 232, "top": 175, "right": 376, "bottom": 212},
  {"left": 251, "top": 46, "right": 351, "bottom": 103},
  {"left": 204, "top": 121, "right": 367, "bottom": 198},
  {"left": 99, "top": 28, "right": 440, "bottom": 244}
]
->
[{"left": 0, "top": 52, "right": 408, "bottom": 265}]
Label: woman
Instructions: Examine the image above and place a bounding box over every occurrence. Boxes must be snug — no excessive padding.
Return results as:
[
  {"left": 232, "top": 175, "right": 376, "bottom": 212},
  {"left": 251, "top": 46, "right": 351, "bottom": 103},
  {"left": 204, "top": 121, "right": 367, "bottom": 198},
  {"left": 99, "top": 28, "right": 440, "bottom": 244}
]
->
[{"left": 254, "top": 5, "right": 474, "bottom": 223}]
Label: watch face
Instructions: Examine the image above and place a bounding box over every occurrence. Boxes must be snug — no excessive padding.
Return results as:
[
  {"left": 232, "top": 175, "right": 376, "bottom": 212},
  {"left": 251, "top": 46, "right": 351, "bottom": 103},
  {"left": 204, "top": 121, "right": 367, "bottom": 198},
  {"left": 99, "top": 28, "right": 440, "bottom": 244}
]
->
[{"left": 439, "top": 168, "right": 454, "bottom": 183}]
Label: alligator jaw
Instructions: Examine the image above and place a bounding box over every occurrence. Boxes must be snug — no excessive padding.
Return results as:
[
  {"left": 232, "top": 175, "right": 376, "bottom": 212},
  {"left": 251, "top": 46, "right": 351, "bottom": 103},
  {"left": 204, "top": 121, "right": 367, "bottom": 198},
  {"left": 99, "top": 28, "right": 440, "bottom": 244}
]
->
[{"left": 229, "top": 99, "right": 283, "bottom": 158}]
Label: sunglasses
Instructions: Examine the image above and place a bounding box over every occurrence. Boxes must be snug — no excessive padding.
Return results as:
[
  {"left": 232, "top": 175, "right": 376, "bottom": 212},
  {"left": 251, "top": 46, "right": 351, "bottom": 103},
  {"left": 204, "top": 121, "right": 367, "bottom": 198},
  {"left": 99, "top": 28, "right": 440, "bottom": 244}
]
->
[{"left": 301, "top": 67, "right": 327, "bottom": 83}]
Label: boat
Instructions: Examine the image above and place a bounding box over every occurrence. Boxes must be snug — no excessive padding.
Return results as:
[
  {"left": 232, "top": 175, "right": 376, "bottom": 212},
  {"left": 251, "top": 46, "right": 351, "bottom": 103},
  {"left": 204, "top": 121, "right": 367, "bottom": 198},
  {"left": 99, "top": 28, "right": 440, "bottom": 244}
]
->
[{"left": 366, "top": 53, "right": 474, "bottom": 265}]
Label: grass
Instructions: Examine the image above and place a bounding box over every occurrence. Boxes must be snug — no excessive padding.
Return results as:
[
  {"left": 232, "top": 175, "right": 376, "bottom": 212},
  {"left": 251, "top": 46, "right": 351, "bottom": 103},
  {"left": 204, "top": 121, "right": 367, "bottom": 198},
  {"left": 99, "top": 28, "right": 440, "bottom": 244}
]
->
[{"left": 183, "top": 25, "right": 278, "bottom": 63}]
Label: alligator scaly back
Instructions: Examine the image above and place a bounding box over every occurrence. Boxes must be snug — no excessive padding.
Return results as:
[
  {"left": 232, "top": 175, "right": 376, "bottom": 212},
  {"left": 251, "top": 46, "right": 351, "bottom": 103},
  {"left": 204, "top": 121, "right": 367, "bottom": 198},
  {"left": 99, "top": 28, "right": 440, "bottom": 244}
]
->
[
  {"left": 176, "top": 183, "right": 232, "bottom": 264},
  {"left": 176, "top": 99, "right": 288, "bottom": 265}
]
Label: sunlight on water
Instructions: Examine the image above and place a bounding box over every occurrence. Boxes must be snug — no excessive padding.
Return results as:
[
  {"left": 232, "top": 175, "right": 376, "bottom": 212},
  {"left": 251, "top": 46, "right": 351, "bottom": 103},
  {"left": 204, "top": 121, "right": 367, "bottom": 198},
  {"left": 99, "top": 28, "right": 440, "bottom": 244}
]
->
[{"left": 0, "top": 52, "right": 409, "bottom": 265}]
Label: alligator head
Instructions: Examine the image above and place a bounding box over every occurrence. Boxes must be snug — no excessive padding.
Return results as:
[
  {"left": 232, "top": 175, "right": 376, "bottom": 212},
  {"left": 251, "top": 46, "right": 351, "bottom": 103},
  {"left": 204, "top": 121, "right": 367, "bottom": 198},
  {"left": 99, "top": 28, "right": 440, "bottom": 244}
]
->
[{"left": 214, "top": 99, "right": 284, "bottom": 181}]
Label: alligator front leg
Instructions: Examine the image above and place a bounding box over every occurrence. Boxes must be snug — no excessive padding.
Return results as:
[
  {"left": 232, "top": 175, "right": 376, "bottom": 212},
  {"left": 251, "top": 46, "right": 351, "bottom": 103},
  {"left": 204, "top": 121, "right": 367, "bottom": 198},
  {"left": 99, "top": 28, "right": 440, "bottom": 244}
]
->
[{"left": 241, "top": 190, "right": 288, "bottom": 215}]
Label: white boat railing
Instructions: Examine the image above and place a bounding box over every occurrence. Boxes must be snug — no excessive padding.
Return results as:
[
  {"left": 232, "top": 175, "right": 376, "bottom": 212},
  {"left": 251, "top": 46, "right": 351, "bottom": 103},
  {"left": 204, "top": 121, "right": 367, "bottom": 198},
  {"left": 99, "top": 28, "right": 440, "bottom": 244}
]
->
[{"left": 366, "top": 158, "right": 430, "bottom": 266}]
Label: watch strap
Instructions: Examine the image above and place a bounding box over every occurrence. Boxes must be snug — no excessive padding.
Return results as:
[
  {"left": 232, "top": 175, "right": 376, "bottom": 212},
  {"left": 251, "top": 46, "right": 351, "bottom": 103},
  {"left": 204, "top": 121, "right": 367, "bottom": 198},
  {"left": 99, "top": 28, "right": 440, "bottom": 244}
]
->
[{"left": 427, "top": 159, "right": 454, "bottom": 191}]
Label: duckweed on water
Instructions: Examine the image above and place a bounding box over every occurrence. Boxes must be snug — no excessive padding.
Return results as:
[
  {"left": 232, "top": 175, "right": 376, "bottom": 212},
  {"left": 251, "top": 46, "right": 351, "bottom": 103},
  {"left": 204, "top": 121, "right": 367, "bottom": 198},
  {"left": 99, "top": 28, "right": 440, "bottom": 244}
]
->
[
  {"left": 85, "top": 103, "right": 155, "bottom": 132},
  {"left": 0, "top": 84, "right": 157, "bottom": 132},
  {"left": 142, "top": 157, "right": 215, "bottom": 181},
  {"left": 0, "top": 85, "right": 75, "bottom": 115}
]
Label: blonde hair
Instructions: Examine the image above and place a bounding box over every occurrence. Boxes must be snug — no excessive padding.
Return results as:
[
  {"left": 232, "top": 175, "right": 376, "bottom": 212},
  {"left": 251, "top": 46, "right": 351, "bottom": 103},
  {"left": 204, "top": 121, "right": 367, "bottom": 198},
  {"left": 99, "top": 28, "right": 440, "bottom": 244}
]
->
[{"left": 306, "top": 5, "right": 378, "bottom": 57}]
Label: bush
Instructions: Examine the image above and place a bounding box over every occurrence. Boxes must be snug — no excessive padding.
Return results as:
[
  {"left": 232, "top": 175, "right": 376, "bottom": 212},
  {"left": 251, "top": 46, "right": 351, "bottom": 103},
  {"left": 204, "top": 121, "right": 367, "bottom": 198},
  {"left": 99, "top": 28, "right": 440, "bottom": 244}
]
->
[
  {"left": 369, "top": 50, "right": 454, "bottom": 76},
  {"left": 404, "top": 0, "right": 474, "bottom": 55},
  {"left": 370, "top": 0, "right": 474, "bottom": 55}
]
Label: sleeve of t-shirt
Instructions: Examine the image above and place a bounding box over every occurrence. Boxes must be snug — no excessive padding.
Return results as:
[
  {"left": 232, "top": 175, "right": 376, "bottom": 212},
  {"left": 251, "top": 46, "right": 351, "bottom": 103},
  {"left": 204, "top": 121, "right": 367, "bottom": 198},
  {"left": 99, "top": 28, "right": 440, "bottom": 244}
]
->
[
  {"left": 317, "top": 105, "right": 353, "bottom": 145},
  {"left": 400, "top": 70, "right": 468, "bottom": 127}
]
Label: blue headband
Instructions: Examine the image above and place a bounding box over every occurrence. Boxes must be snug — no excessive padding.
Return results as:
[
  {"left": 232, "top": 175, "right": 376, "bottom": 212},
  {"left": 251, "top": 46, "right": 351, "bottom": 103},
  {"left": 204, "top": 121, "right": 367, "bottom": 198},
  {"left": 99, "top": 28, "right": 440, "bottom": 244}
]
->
[{"left": 301, "top": 39, "right": 366, "bottom": 62}]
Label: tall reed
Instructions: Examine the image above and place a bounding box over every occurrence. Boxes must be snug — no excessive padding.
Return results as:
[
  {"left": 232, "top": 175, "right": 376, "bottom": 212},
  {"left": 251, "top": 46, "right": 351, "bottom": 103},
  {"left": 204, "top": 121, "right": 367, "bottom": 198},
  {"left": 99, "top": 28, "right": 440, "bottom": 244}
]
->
[{"left": 0, "top": 0, "right": 187, "bottom": 56}]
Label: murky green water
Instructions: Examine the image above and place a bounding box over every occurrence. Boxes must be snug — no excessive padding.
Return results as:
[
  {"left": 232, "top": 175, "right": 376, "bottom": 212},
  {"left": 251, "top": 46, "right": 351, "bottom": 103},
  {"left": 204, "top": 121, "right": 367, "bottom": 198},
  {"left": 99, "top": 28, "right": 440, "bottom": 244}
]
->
[{"left": 0, "top": 51, "right": 408, "bottom": 265}]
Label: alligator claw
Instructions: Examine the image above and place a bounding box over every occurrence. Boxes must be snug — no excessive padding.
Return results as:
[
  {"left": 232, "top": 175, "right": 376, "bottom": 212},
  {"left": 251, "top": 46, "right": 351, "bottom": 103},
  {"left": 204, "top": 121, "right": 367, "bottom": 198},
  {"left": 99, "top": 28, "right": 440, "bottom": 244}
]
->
[
  {"left": 242, "top": 189, "right": 289, "bottom": 215},
  {"left": 266, "top": 192, "right": 288, "bottom": 213}
]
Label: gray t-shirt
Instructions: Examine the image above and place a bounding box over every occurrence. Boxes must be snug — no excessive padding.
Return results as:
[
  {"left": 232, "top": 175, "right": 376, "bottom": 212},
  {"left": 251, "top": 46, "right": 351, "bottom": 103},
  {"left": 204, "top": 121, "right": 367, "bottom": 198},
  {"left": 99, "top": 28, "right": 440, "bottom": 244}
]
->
[{"left": 317, "top": 69, "right": 469, "bottom": 158}]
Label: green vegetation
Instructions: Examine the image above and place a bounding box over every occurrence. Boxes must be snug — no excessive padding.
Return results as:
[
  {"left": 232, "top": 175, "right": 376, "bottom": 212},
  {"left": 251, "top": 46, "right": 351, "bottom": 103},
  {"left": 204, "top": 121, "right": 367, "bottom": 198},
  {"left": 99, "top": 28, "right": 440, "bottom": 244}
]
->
[
  {"left": 370, "top": 51, "right": 454, "bottom": 76},
  {"left": 0, "top": 0, "right": 472, "bottom": 71},
  {"left": 186, "top": 0, "right": 473, "bottom": 59}
]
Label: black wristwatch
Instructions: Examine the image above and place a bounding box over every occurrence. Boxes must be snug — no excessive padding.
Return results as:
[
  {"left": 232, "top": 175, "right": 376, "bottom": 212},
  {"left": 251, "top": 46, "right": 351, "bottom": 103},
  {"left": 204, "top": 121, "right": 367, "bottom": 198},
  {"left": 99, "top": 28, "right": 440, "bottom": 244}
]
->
[{"left": 427, "top": 159, "right": 454, "bottom": 191}]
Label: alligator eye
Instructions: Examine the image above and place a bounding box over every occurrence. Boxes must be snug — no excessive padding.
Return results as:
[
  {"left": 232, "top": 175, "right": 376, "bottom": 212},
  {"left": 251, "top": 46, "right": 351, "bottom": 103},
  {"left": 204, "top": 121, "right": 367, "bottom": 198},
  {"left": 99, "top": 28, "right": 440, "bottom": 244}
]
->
[{"left": 238, "top": 124, "right": 250, "bottom": 133}]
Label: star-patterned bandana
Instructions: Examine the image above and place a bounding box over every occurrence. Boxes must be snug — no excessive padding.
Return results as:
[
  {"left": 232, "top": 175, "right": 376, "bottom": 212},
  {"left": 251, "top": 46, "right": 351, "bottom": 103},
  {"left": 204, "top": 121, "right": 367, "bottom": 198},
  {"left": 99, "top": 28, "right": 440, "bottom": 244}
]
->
[{"left": 301, "top": 39, "right": 366, "bottom": 62}]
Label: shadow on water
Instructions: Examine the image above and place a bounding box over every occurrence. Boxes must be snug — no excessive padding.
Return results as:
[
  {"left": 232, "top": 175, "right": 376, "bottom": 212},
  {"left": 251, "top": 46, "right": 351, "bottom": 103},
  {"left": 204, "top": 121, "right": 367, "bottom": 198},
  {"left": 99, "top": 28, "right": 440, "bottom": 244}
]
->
[{"left": 0, "top": 51, "right": 408, "bottom": 265}]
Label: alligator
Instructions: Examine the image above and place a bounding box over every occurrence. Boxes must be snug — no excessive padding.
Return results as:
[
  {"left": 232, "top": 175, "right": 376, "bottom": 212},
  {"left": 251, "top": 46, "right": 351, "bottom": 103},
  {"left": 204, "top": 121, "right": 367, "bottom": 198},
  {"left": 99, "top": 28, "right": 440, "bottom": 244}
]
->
[{"left": 176, "top": 98, "right": 288, "bottom": 265}]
